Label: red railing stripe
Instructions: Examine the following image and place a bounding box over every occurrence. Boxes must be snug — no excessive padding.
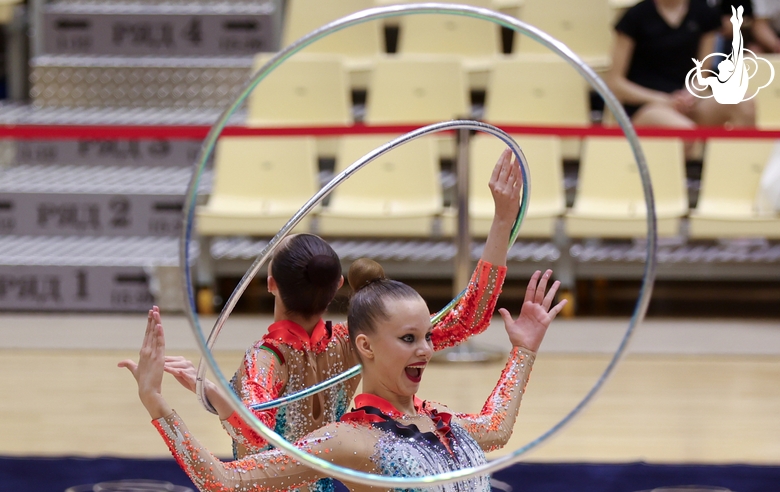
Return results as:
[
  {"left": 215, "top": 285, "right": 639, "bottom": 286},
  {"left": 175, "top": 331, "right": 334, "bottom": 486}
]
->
[{"left": 1, "top": 123, "right": 780, "bottom": 139}]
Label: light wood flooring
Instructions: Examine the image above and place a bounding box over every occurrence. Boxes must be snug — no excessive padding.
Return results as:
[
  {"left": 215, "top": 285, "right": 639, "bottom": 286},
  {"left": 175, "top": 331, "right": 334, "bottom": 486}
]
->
[{"left": 1, "top": 313, "right": 778, "bottom": 464}]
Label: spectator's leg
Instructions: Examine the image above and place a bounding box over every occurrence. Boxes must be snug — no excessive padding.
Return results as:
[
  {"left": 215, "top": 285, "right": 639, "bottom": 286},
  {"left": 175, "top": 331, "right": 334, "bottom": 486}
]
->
[
  {"left": 632, "top": 103, "right": 697, "bottom": 158},
  {"left": 693, "top": 97, "right": 756, "bottom": 127},
  {"left": 632, "top": 102, "right": 697, "bottom": 128}
]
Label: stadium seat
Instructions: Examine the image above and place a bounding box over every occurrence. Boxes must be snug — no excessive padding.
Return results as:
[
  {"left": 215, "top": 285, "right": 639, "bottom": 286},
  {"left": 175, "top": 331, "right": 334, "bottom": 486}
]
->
[
  {"left": 396, "top": 0, "right": 502, "bottom": 76},
  {"left": 281, "top": 0, "right": 383, "bottom": 88},
  {"left": 247, "top": 53, "right": 352, "bottom": 127},
  {"left": 0, "top": 0, "right": 21, "bottom": 24},
  {"left": 565, "top": 137, "right": 688, "bottom": 238},
  {"left": 754, "top": 55, "right": 780, "bottom": 129},
  {"left": 484, "top": 54, "right": 590, "bottom": 160},
  {"left": 513, "top": 0, "right": 612, "bottom": 69},
  {"left": 317, "top": 135, "right": 442, "bottom": 237},
  {"left": 689, "top": 139, "right": 780, "bottom": 239},
  {"left": 484, "top": 54, "right": 591, "bottom": 127},
  {"left": 442, "top": 134, "right": 565, "bottom": 237},
  {"left": 197, "top": 137, "right": 319, "bottom": 236},
  {"left": 363, "top": 55, "right": 471, "bottom": 124}
]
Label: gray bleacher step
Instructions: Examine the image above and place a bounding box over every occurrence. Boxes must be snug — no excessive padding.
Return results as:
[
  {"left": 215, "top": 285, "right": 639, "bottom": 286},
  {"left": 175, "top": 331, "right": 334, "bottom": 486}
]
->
[
  {"left": 0, "top": 235, "right": 195, "bottom": 311},
  {"left": 0, "top": 102, "right": 247, "bottom": 125},
  {"left": 569, "top": 239, "right": 780, "bottom": 264},
  {"left": 211, "top": 237, "right": 560, "bottom": 263},
  {"left": 30, "top": 55, "right": 254, "bottom": 109},
  {"left": 12, "top": 138, "right": 206, "bottom": 167},
  {"left": 569, "top": 238, "right": 780, "bottom": 280},
  {"left": 52, "top": 1, "right": 266, "bottom": 5},
  {"left": 42, "top": 1, "right": 280, "bottom": 56},
  {"left": 0, "top": 164, "right": 211, "bottom": 237}
]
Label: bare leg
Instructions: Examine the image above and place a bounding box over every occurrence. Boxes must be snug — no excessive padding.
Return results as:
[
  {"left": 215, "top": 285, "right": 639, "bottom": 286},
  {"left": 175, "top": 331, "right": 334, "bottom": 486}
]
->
[
  {"left": 632, "top": 102, "right": 697, "bottom": 158},
  {"left": 632, "top": 102, "right": 696, "bottom": 128},
  {"left": 692, "top": 98, "right": 755, "bottom": 127}
]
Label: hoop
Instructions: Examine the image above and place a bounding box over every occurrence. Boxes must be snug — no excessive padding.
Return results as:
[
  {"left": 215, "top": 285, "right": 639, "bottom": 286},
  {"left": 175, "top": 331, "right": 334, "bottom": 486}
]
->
[{"left": 180, "top": 3, "right": 657, "bottom": 488}]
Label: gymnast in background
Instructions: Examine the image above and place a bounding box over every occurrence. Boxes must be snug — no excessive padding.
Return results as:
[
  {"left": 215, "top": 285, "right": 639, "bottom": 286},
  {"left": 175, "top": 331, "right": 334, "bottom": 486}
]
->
[
  {"left": 159, "top": 148, "right": 523, "bottom": 491},
  {"left": 119, "top": 258, "right": 566, "bottom": 491}
]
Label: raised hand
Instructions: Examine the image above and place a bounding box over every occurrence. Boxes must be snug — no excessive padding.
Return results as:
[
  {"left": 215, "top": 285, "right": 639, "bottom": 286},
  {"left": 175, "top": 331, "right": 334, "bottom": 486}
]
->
[
  {"left": 489, "top": 147, "right": 522, "bottom": 222},
  {"left": 164, "top": 356, "right": 199, "bottom": 393},
  {"left": 118, "top": 305, "right": 172, "bottom": 419},
  {"left": 166, "top": 350, "right": 232, "bottom": 420},
  {"left": 498, "top": 270, "right": 567, "bottom": 353}
]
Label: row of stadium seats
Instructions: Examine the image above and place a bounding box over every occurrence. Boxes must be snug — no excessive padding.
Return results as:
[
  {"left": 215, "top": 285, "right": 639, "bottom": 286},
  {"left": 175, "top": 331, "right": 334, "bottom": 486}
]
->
[
  {"left": 198, "top": 135, "right": 780, "bottom": 241},
  {"left": 283, "top": 0, "right": 615, "bottom": 68},
  {"left": 249, "top": 52, "right": 780, "bottom": 134},
  {"left": 249, "top": 53, "right": 591, "bottom": 127}
]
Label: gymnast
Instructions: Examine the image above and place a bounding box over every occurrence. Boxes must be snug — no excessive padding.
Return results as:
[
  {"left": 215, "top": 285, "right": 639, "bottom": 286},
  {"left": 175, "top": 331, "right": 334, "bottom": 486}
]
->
[
  {"left": 119, "top": 258, "right": 566, "bottom": 491},
  {"left": 159, "top": 148, "right": 523, "bottom": 490}
]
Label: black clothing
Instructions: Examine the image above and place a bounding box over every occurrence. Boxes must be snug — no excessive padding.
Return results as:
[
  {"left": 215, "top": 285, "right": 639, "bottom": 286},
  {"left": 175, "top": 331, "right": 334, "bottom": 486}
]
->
[{"left": 616, "top": 0, "right": 721, "bottom": 94}]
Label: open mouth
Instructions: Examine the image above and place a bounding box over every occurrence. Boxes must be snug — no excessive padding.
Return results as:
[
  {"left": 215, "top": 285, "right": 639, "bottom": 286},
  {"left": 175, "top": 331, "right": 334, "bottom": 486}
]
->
[{"left": 404, "top": 365, "right": 424, "bottom": 383}]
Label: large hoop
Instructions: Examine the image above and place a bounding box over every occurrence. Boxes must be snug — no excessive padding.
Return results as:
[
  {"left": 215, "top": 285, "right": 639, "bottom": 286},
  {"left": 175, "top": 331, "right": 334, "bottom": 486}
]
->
[{"left": 180, "top": 3, "right": 657, "bottom": 488}]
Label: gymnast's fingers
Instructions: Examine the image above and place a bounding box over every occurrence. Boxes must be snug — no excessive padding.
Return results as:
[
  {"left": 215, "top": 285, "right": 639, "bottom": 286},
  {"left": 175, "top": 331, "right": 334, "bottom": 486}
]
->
[
  {"left": 542, "top": 280, "right": 561, "bottom": 311},
  {"left": 141, "top": 309, "right": 154, "bottom": 352},
  {"left": 509, "top": 153, "right": 521, "bottom": 190},
  {"left": 496, "top": 148, "right": 512, "bottom": 184},
  {"left": 534, "top": 269, "right": 553, "bottom": 305},
  {"left": 117, "top": 359, "right": 139, "bottom": 378},
  {"left": 548, "top": 298, "right": 568, "bottom": 320},
  {"left": 524, "top": 270, "right": 541, "bottom": 304}
]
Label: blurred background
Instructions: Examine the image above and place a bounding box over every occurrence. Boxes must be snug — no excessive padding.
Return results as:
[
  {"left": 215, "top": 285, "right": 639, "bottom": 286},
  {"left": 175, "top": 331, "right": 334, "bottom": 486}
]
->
[{"left": 0, "top": 0, "right": 779, "bottom": 491}]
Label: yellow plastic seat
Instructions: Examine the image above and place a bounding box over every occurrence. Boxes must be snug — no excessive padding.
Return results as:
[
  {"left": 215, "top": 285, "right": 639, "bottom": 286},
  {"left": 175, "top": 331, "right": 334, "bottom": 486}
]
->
[
  {"left": 0, "top": 0, "right": 21, "bottom": 24},
  {"left": 754, "top": 55, "right": 780, "bottom": 129},
  {"left": 442, "top": 134, "right": 565, "bottom": 237},
  {"left": 484, "top": 55, "right": 590, "bottom": 160},
  {"left": 484, "top": 55, "right": 591, "bottom": 127},
  {"left": 363, "top": 55, "right": 470, "bottom": 124},
  {"left": 196, "top": 137, "right": 319, "bottom": 236},
  {"left": 689, "top": 139, "right": 780, "bottom": 239},
  {"left": 247, "top": 53, "right": 352, "bottom": 127},
  {"left": 565, "top": 137, "right": 688, "bottom": 238},
  {"left": 396, "top": 0, "right": 502, "bottom": 76},
  {"left": 317, "top": 135, "right": 442, "bottom": 237},
  {"left": 281, "top": 0, "right": 383, "bottom": 88},
  {"left": 513, "top": 0, "right": 612, "bottom": 69}
]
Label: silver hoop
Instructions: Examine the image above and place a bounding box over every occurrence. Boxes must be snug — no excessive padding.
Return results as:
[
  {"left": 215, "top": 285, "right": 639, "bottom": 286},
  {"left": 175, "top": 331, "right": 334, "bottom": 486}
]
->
[{"left": 180, "top": 3, "right": 657, "bottom": 487}]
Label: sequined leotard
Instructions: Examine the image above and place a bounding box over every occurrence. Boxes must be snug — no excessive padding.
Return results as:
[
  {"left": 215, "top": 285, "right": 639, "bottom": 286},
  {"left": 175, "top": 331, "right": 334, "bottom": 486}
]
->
[
  {"left": 154, "top": 346, "right": 534, "bottom": 492},
  {"left": 220, "top": 260, "right": 506, "bottom": 471}
]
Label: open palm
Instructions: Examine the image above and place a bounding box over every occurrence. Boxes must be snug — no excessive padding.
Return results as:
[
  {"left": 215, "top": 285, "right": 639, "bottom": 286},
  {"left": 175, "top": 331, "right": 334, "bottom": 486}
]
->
[{"left": 499, "top": 269, "right": 566, "bottom": 352}]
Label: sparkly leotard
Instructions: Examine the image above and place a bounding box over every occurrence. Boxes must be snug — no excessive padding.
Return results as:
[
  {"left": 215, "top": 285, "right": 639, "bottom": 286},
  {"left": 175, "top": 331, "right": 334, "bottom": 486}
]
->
[
  {"left": 154, "top": 346, "right": 534, "bottom": 492},
  {"left": 219, "top": 260, "right": 505, "bottom": 492}
]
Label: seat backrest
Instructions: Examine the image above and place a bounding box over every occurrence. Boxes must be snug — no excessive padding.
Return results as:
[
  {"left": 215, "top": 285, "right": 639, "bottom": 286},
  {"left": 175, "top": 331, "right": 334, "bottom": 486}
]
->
[
  {"left": 282, "top": 0, "right": 382, "bottom": 56},
  {"left": 247, "top": 53, "right": 352, "bottom": 126},
  {"left": 210, "top": 137, "right": 319, "bottom": 208},
  {"left": 574, "top": 137, "right": 687, "bottom": 217},
  {"left": 329, "top": 135, "right": 441, "bottom": 212},
  {"left": 364, "top": 56, "right": 470, "bottom": 124},
  {"left": 754, "top": 55, "right": 780, "bottom": 129},
  {"left": 513, "top": 0, "right": 611, "bottom": 60},
  {"left": 484, "top": 55, "right": 590, "bottom": 126},
  {"left": 698, "top": 139, "right": 776, "bottom": 216},
  {"left": 397, "top": 12, "right": 501, "bottom": 57},
  {"left": 469, "top": 134, "right": 565, "bottom": 215}
]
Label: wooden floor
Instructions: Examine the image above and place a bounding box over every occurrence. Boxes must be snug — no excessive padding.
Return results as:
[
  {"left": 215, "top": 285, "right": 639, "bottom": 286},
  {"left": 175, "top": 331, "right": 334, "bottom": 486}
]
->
[{"left": 1, "top": 313, "right": 779, "bottom": 465}]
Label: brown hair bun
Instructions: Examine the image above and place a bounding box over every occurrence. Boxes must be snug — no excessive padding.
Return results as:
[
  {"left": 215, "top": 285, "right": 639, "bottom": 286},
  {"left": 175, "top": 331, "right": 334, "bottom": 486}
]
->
[{"left": 348, "top": 258, "right": 385, "bottom": 292}]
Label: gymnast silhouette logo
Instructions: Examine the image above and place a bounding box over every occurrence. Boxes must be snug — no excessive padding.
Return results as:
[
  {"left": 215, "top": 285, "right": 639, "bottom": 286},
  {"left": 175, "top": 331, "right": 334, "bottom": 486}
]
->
[{"left": 685, "top": 5, "right": 774, "bottom": 104}]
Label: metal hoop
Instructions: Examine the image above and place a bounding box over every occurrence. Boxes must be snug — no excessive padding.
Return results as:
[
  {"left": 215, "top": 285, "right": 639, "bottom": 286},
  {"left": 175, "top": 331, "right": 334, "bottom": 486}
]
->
[
  {"left": 215, "top": 121, "right": 530, "bottom": 415},
  {"left": 180, "top": 3, "right": 657, "bottom": 488}
]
